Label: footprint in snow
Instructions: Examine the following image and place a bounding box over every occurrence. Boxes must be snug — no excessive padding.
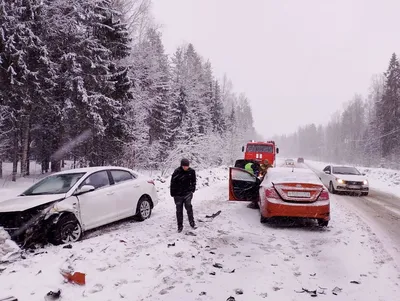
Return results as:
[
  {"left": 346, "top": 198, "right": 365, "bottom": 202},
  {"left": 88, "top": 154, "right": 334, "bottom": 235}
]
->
[{"left": 88, "top": 284, "right": 104, "bottom": 294}]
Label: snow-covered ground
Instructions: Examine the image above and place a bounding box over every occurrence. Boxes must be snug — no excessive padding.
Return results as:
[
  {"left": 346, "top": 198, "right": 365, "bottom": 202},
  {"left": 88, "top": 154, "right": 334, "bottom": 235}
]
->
[
  {"left": 305, "top": 160, "right": 400, "bottom": 198},
  {"left": 0, "top": 164, "right": 399, "bottom": 300}
]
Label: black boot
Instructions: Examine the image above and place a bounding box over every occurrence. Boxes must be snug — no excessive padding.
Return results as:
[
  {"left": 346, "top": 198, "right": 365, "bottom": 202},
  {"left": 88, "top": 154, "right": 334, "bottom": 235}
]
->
[{"left": 190, "top": 222, "right": 197, "bottom": 229}]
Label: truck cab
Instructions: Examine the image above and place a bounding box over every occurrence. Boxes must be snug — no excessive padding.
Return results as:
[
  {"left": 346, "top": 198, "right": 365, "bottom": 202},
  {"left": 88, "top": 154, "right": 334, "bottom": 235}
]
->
[{"left": 240, "top": 141, "right": 279, "bottom": 167}]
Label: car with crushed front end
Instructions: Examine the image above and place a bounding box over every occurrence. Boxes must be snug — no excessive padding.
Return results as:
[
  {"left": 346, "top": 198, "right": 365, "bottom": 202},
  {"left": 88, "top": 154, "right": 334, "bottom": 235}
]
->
[
  {"left": 229, "top": 167, "right": 330, "bottom": 226},
  {"left": 0, "top": 166, "right": 158, "bottom": 247},
  {"left": 319, "top": 165, "right": 369, "bottom": 196}
]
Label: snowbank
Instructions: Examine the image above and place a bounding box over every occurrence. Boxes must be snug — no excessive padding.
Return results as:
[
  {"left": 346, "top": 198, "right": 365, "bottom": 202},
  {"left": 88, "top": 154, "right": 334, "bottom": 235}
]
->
[
  {"left": 305, "top": 160, "right": 400, "bottom": 197},
  {"left": 0, "top": 228, "right": 20, "bottom": 263}
]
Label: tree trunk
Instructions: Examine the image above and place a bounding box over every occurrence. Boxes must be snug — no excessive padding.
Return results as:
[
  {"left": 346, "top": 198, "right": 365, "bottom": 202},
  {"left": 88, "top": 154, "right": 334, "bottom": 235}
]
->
[
  {"left": 26, "top": 129, "right": 31, "bottom": 176},
  {"left": 51, "top": 160, "right": 61, "bottom": 172},
  {"left": 0, "top": 160, "right": 2, "bottom": 179},
  {"left": 12, "top": 131, "right": 18, "bottom": 182},
  {"left": 20, "top": 115, "right": 30, "bottom": 177}
]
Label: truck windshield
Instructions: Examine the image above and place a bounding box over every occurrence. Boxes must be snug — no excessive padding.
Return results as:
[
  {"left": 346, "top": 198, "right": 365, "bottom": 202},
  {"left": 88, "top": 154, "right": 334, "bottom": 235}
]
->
[{"left": 246, "top": 144, "right": 273, "bottom": 153}]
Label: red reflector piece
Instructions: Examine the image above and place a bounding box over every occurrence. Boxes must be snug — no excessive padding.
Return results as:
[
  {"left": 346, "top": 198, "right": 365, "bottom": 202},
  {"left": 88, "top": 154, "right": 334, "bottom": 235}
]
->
[{"left": 147, "top": 180, "right": 155, "bottom": 185}]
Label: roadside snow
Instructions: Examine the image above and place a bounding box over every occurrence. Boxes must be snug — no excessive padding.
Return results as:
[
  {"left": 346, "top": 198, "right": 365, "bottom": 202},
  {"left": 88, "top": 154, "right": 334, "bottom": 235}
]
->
[
  {"left": 0, "top": 165, "right": 399, "bottom": 300},
  {"left": 0, "top": 228, "right": 20, "bottom": 263},
  {"left": 305, "top": 160, "right": 400, "bottom": 198}
]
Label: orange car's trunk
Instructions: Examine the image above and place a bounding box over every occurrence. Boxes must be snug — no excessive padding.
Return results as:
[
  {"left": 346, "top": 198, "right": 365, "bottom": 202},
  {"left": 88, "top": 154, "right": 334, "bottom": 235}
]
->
[{"left": 273, "top": 182, "right": 323, "bottom": 202}]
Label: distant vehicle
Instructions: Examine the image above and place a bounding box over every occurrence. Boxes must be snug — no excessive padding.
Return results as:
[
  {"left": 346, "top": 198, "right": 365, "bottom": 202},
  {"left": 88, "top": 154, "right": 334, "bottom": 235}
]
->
[
  {"left": 319, "top": 165, "right": 369, "bottom": 196},
  {"left": 0, "top": 166, "right": 159, "bottom": 246},
  {"left": 228, "top": 167, "right": 330, "bottom": 227},
  {"left": 297, "top": 158, "right": 305, "bottom": 163},
  {"left": 285, "top": 159, "right": 295, "bottom": 166}
]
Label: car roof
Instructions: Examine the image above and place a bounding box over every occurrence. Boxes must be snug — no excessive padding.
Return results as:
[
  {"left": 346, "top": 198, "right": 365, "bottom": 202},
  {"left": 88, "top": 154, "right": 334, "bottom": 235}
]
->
[
  {"left": 54, "top": 166, "right": 134, "bottom": 175},
  {"left": 331, "top": 165, "right": 357, "bottom": 169},
  {"left": 262, "top": 167, "right": 321, "bottom": 186}
]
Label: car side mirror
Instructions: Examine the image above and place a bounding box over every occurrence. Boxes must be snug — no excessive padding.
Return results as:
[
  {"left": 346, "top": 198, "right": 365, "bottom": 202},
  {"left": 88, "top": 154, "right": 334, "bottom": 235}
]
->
[
  {"left": 276, "top": 148, "right": 279, "bottom": 154},
  {"left": 324, "top": 170, "right": 331, "bottom": 174},
  {"left": 75, "top": 185, "right": 95, "bottom": 196},
  {"left": 362, "top": 173, "right": 366, "bottom": 176},
  {"left": 241, "top": 146, "right": 244, "bottom": 152}
]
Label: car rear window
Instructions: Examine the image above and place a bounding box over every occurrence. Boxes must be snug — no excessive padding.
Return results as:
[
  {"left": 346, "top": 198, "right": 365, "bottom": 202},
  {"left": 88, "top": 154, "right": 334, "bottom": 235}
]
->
[
  {"left": 111, "top": 170, "right": 134, "bottom": 183},
  {"left": 262, "top": 168, "right": 321, "bottom": 186}
]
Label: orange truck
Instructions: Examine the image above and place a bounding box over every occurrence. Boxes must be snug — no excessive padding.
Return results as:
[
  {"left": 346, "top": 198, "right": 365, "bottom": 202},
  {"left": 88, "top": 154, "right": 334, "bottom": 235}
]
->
[{"left": 235, "top": 140, "right": 279, "bottom": 169}]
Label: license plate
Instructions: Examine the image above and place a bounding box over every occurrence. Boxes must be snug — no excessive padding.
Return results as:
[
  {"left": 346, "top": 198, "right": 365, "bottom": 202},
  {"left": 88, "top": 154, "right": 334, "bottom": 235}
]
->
[
  {"left": 348, "top": 185, "right": 361, "bottom": 189},
  {"left": 287, "top": 191, "right": 310, "bottom": 198}
]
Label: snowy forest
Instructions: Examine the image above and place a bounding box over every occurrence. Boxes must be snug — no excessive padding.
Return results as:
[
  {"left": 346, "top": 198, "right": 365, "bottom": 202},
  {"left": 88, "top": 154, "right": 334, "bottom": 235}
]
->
[
  {"left": 274, "top": 53, "right": 400, "bottom": 169},
  {"left": 0, "top": 0, "right": 259, "bottom": 181}
]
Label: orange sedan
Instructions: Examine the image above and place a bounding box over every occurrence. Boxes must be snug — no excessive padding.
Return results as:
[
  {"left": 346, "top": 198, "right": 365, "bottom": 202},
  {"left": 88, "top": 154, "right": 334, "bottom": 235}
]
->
[{"left": 229, "top": 167, "right": 330, "bottom": 226}]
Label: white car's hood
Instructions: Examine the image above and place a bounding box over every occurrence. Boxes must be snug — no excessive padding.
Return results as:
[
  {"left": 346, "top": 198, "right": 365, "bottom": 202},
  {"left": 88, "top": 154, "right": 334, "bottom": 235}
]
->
[
  {"left": 333, "top": 174, "right": 367, "bottom": 182},
  {"left": 0, "top": 194, "right": 66, "bottom": 212}
]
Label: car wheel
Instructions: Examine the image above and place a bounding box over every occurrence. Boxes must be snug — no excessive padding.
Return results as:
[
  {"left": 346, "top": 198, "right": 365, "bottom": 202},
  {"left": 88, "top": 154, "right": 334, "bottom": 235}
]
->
[
  {"left": 260, "top": 214, "right": 268, "bottom": 223},
  {"left": 135, "top": 196, "right": 152, "bottom": 221},
  {"left": 329, "top": 182, "right": 336, "bottom": 194},
  {"left": 317, "top": 219, "right": 329, "bottom": 227},
  {"left": 361, "top": 192, "right": 369, "bottom": 197},
  {"left": 49, "top": 214, "right": 82, "bottom": 245}
]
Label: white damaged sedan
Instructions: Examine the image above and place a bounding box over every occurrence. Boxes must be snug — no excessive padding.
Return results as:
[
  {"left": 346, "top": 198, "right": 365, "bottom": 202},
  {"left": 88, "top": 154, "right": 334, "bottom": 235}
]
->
[{"left": 0, "top": 166, "right": 159, "bottom": 246}]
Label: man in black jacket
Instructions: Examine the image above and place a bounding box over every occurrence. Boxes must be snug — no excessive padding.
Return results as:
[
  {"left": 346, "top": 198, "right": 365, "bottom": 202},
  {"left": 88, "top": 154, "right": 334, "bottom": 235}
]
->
[{"left": 170, "top": 158, "right": 197, "bottom": 233}]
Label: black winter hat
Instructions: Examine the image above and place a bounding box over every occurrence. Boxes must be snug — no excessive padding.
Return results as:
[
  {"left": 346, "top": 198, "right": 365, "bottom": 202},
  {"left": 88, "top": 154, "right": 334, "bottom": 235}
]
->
[{"left": 181, "top": 158, "right": 190, "bottom": 166}]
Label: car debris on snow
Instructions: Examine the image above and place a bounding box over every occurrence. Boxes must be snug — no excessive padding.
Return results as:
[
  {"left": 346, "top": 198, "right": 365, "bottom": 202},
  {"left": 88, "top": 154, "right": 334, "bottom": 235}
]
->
[
  {"left": 235, "top": 288, "right": 243, "bottom": 295},
  {"left": 295, "top": 288, "right": 318, "bottom": 297},
  {"left": 212, "top": 263, "right": 223, "bottom": 268},
  {"left": 209, "top": 271, "right": 216, "bottom": 275},
  {"left": 0, "top": 296, "right": 18, "bottom": 301},
  {"left": 226, "top": 297, "right": 236, "bottom": 301},
  {"left": 167, "top": 242, "right": 175, "bottom": 248},
  {"left": 62, "top": 244, "right": 72, "bottom": 249},
  {"left": 199, "top": 291, "right": 206, "bottom": 296},
  {"left": 332, "top": 286, "right": 342, "bottom": 295},
  {"left": 206, "top": 210, "right": 222, "bottom": 219},
  {"left": 350, "top": 280, "right": 361, "bottom": 284},
  {"left": 44, "top": 290, "right": 61, "bottom": 301},
  {"left": 61, "top": 270, "right": 86, "bottom": 285}
]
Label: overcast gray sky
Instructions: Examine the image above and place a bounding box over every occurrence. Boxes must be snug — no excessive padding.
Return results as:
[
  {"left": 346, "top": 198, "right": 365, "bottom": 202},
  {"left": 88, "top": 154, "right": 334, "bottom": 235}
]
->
[{"left": 152, "top": 0, "right": 400, "bottom": 138}]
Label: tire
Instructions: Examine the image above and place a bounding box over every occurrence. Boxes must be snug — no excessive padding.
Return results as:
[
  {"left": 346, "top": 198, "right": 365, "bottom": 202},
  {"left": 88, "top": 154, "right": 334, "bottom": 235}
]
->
[
  {"left": 260, "top": 214, "right": 268, "bottom": 223},
  {"left": 135, "top": 196, "right": 152, "bottom": 221},
  {"left": 361, "top": 192, "right": 369, "bottom": 197},
  {"left": 48, "top": 214, "right": 82, "bottom": 245},
  {"left": 317, "top": 219, "right": 329, "bottom": 227},
  {"left": 329, "top": 182, "right": 336, "bottom": 194}
]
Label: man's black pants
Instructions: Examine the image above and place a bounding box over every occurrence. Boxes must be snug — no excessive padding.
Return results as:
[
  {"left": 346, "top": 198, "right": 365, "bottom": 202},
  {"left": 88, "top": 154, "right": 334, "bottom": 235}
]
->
[{"left": 174, "top": 193, "right": 194, "bottom": 228}]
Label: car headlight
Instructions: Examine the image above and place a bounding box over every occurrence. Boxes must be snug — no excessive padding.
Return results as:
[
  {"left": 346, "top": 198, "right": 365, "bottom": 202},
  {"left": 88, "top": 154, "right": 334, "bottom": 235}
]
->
[
  {"left": 363, "top": 180, "right": 368, "bottom": 185},
  {"left": 336, "top": 178, "right": 344, "bottom": 184}
]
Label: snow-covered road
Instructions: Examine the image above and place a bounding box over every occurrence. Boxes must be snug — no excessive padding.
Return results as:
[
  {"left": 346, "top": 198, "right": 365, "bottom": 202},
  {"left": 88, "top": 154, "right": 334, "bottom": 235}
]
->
[{"left": 0, "top": 166, "right": 400, "bottom": 301}]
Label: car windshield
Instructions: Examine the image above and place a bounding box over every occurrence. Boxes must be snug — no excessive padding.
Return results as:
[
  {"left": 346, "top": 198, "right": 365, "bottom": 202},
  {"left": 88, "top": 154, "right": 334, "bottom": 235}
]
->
[
  {"left": 332, "top": 166, "right": 361, "bottom": 175},
  {"left": 246, "top": 144, "right": 273, "bottom": 153},
  {"left": 21, "top": 173, "right": 86, "bottom": 196}
]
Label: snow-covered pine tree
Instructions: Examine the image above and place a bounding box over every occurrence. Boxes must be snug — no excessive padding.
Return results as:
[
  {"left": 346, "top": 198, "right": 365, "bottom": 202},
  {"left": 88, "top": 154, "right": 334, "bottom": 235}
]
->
[
  {"left": 211, "top": 80, "right": 226, "bottom": 134},
  {"left": 381, "top": 53, "right": 400, "bottom": 162},
  {"left": 0, "top": 0, "right": 54, "bottom": 179}
]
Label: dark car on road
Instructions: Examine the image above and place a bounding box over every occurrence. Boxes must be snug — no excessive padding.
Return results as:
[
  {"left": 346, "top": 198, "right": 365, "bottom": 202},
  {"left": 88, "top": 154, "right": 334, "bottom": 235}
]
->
[{"left": 297, "top": 158, "right": 305, "bottom": 163}]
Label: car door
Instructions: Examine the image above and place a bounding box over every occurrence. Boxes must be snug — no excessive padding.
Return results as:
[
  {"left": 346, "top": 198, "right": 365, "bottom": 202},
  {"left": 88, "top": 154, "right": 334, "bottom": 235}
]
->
[
  {"left": 77, "top": 170, "right": 119, "bottom": 230},
  {"left": 229, "top": 167, "right": 260, "bottom": 202},
  {"left": 109, "top": 169, "right": 141, "bottom": 219}
]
